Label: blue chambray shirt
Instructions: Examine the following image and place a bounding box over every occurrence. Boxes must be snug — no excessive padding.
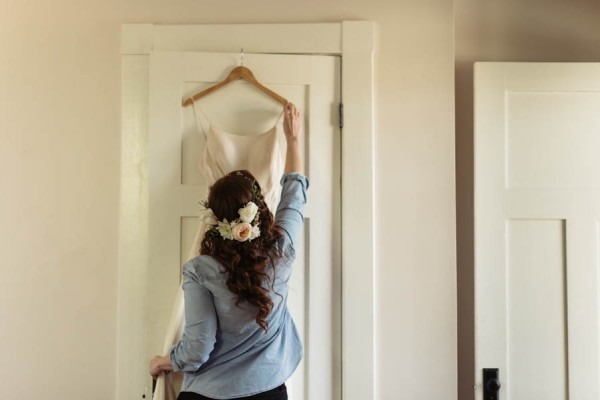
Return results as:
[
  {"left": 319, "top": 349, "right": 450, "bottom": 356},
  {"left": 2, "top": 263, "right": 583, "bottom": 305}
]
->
[{"left": 169, "top": 173, "right": 309, "bottom": 399}]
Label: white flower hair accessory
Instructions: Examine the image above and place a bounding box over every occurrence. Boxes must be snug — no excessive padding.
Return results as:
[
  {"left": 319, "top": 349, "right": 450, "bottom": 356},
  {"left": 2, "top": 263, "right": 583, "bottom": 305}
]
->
[{"left": 199, "top": 201, "right": 261, "bottom": 242}]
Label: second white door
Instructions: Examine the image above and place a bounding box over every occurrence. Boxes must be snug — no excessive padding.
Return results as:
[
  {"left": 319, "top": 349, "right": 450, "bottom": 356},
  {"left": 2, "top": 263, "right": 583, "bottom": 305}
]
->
[{"left": 475, "top": 62, "right": 600, "bottom": 399}]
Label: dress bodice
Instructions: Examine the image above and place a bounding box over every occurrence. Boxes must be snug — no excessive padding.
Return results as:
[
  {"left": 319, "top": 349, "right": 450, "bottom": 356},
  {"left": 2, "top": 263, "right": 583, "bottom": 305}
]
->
[
  {"left": 199, "top": 125, "right": 284, "bottom": 212},
  {"left": 192, "top": 100, "right": 285, "bottom": 212}
]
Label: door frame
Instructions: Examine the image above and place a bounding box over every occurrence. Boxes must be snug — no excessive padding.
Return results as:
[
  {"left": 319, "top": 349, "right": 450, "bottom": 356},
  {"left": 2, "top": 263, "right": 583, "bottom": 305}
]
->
[{"left": 118, "top": 22, "right": 375, "bottom": 400}]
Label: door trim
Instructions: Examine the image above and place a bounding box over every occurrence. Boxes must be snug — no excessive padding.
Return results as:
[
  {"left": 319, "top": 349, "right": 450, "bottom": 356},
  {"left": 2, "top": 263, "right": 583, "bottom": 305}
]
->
[{"left": 118, "top": 22, "right": 375, "bottom": 400}]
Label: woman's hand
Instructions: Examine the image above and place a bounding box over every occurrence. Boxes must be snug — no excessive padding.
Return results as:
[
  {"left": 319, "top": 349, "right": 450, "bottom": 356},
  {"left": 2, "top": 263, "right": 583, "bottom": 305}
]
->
[
  {"left": 149, "top": 355, "right": 173, "bottom": 379},
  {"left": 282, "top": 103, "right": 303, "bottom": 174},
  {"left": 283, "top": 103, "right": 301, "bottom": 142}
]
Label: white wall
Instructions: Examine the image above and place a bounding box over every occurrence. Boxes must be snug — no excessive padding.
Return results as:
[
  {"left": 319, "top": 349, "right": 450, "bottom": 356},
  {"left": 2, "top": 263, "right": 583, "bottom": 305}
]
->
[
  {"left": 455, "top": 1, "right": 600, "bottom": 398},
  {"left": 0, "top": 1, "right": 456, "bottom": 399}
]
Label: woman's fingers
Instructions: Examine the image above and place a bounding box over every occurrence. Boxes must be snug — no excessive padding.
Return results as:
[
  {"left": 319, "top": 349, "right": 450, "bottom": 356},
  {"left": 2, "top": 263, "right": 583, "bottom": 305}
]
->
[
  {"left": 283, "top": 103, "right": 300, "bottom": 140},
  {"left": 286, "top": 103, "right": 298, "bottom": 115},
  {"left": 149, "top": 355, "right": 164, "bottom": 377}
]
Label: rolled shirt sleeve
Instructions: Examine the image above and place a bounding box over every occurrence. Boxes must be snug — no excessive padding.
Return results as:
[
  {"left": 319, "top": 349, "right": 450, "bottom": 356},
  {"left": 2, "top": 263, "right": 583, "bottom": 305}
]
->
[
  {"left": 170, "top": 263, "right": 218, "bottom": 372},
  {"left": 275, "top": 173, "right": 309, "bottom": 254}
]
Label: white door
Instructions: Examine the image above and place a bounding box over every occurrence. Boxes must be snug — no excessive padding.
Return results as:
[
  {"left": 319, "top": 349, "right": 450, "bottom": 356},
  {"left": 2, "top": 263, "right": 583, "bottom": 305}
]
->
[
  {"left": 147, "top": 51, "right": 341, "bottom": 400},
  {"left": 474, "top": 63, "right": 600, "bottom": 399}
]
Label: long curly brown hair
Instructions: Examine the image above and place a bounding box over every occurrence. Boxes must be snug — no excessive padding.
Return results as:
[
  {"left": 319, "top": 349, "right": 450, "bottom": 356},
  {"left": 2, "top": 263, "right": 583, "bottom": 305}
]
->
[{"left": 200, "top": 170, "right": 284, "bottom": 331}]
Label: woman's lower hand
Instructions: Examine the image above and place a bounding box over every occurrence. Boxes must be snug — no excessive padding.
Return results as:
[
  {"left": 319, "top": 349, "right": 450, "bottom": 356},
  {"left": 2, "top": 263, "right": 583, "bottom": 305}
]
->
[{"left": 149, "top": 355, "right": 173, "bottom": 379}]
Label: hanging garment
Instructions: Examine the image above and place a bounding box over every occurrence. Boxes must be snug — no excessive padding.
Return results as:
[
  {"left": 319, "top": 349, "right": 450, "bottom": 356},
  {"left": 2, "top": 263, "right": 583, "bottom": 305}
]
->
[{"left": 153, "top": 101, "right": 285, "bottom": 400}]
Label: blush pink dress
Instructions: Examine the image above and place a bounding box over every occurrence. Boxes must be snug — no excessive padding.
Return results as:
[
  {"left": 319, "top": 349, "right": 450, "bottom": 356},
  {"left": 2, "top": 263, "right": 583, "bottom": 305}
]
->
[{"left": 153, "top": 100, "right": 285, "bottom": 400}]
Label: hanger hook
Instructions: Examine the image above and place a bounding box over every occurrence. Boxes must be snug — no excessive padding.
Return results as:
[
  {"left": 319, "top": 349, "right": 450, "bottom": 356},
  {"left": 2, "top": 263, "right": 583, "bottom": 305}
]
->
[{"left": 240, "top": 48, "right": 244, "bottom": 67}]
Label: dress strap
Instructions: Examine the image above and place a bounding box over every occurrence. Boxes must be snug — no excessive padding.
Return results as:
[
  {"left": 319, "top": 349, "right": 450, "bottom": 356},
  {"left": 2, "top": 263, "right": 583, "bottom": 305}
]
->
[{"left": 189, "top": 97, "right": 210, "bottom": 139}]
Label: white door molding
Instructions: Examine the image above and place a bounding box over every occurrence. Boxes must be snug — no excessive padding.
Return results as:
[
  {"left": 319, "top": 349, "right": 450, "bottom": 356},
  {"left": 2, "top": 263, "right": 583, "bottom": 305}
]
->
[{"left": 118, "top": 22, "right": 375, "bottom": 400}]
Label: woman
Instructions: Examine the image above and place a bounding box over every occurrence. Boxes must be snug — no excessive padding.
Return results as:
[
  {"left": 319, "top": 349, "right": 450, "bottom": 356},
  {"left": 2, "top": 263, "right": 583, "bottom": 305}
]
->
[{"left": 150, "top": 103, "right": 306, "bottom": 400}]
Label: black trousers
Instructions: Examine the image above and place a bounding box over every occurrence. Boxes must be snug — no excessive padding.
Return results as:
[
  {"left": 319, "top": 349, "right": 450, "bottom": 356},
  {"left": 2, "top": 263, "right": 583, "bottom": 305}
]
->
[{"left": 177, "top": 384, "right": 287, "bottom": 400}]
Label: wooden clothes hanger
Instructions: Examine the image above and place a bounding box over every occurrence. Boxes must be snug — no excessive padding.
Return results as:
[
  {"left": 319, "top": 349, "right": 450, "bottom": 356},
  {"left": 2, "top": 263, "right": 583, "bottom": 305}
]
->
[{"left": 182, "top": 49, "right": 289, "bottom": 107}]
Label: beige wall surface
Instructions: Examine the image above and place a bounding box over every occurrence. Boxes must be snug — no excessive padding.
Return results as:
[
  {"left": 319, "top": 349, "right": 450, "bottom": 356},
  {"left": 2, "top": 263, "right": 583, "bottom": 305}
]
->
[
  {"left": 455, "top": 0, "right": 600, "bottom": 398},
  {"left": 0, "top": 1, "right": 456, "bottom": 399}
]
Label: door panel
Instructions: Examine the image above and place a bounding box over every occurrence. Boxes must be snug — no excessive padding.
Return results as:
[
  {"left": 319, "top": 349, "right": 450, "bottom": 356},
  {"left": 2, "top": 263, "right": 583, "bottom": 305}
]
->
[
  {"left": 506, "top": 92, "right": 600, "bottom": 189},
  {"left": 475, "top": 63, "right": 600, "bottom": 400},
  {"left": 506, "top": 219, "right": 568, "bottom": 399},
  {"left": 148, "top": 51, "right": 341, "bottom": 400}
]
